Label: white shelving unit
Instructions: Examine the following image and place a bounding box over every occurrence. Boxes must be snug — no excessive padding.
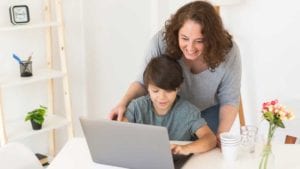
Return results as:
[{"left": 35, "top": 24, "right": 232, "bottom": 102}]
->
[
  {"left": 0, "top": 69, "right": 64, "bottom": 88},
  {"left": 0, "top": 0, "right": 74, "bottom": 158},
  {"left": 0, "top": 22, "right": 60, "bottom": 32},
  {"left": 6, "top": 114, "right": 68, "bottom": 142}
]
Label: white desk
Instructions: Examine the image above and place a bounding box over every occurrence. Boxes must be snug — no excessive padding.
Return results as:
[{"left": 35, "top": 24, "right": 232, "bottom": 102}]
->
[{"left": 48, "top": 138, "right": 300, "bottom": 169}]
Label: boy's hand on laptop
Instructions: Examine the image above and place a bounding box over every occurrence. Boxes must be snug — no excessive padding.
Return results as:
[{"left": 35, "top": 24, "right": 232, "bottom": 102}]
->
[
  {"left": 108, "top": 104, "right": 126, "bottom": 121},
  {"left": 170, "top": 144, "right": 190, "bottom": 155}
]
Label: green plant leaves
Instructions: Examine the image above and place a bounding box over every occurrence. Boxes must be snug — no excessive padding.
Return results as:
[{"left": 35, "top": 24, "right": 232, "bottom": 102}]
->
[
  {"left": 24, "top": 105, "right": 47, "bottom": 125},
  {"left": 263, "top": 111, "right": 285, "bottom": 128},
  {"left": 263, "top": 112, "right": 274, "bottom": 122}
]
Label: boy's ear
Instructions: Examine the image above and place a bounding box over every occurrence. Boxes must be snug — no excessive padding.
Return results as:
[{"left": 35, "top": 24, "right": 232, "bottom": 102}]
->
[
  {"left": 144, "top": 85, "right": 149, "bottom": 94},
  {"left": 176, "top": 84, "right": 183, "bottom": 92}
]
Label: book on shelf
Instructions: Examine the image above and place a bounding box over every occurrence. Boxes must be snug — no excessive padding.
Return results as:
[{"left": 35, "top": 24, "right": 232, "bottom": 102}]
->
[{"left": 35, "top": 153, "right": 49, "bottom": 166}]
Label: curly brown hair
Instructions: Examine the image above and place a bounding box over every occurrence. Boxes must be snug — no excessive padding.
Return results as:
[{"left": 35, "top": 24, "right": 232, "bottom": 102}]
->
[{"left": 164, "top": 1, "right": 233, "bottom": 70}]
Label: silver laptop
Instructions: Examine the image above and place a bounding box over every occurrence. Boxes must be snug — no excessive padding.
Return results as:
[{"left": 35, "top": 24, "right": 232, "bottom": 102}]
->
[{"left": 80, "top": 117, "right": 175, "bottom": 169}]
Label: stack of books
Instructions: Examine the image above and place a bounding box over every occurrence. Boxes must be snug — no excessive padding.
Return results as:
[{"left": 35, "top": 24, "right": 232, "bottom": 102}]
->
[{"left": 35, "top": 153, "right": 49, "bottom": 166}]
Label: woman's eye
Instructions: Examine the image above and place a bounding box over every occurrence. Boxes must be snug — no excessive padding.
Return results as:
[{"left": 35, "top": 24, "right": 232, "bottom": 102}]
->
[
  {"left": 196, "top": 40, "right": 204, "bottom": 43},
  {"left": 181, "top": 37, "right": 188, "bottom": 41}
]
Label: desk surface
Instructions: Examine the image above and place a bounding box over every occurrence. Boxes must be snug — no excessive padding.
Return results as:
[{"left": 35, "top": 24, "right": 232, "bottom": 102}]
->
[{"left": 48, "top": 138, "right": 300, "bottom": 169}]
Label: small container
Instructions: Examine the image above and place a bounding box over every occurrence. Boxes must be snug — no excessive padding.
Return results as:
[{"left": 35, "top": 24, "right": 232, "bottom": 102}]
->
[
  {"left": 240, "top": 125, "right": 258, "bottom": 153},
  {"left": 20, "top": 60, "right": 33, "bottom": 77}
]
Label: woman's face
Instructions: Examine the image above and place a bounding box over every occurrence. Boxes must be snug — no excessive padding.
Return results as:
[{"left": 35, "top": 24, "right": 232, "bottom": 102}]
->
[
  {"left": 178, "top": 20, "right": 205, "bottom": 61},
  {"left": 147, "top": 83, "right": 178, "bottom": 116}
]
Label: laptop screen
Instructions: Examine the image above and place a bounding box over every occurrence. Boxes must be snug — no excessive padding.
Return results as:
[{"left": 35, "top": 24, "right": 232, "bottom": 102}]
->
[{"left": 80, "top": 118, "right": 175, "bottom": 169}]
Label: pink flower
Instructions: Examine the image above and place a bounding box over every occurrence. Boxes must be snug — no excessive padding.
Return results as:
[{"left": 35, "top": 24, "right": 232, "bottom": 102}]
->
[
  {"left": 259, "top": 99, "right": 294, "bottom": 169},
  {"left": 270, "top": 99, "right": 278, "bottom": 105},
  {"left": 261, "top": 99, "right": 294, "bottom": 128}
]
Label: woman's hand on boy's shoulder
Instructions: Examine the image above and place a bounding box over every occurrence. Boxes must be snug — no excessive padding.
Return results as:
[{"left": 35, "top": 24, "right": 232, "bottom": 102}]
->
[{"left": 108, "top": 104, "right": 127, "bottom": 121}]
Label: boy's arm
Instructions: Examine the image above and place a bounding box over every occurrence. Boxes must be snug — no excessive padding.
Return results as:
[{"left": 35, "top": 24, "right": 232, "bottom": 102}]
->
[{"left": 171, "top": 125, "right": 217, "bottom": 155}]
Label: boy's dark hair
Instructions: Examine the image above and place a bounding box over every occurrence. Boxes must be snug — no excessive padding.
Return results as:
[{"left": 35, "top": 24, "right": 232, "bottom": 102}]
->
[{"left": 143, "top": 55, "right": 184, "bottom": 91}]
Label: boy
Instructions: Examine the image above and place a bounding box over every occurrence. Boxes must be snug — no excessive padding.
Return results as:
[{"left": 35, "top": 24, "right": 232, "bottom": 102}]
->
[{"left": 123, "top": 56, "right": 216, "bottom": 155}]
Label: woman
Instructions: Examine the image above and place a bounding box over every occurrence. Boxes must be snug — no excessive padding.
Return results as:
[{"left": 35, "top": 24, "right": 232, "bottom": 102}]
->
[{"left": 109, "top": 1, "right": 241, "bottom": 142}]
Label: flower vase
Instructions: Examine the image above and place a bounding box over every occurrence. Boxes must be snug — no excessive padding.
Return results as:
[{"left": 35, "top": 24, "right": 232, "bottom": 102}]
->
[
  {"left": 259, "top": 123, "right": 276, "bottom": 169},
  {"left": 259, "top": 143, "right": 275, "bottom": 169}
]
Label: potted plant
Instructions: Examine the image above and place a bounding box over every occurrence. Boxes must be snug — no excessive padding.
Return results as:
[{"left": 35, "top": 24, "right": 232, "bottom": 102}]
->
[{"left": 25, "top": 105, "right": 47, "bottom": 130}]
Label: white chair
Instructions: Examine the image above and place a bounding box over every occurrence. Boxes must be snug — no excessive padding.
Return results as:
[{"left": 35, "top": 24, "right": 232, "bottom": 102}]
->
[{"left": 0, "top": 142, "right": 43, "bottom": 169}]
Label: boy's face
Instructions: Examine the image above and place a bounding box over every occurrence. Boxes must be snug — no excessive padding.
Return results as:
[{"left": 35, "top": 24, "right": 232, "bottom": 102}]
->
[{"left": 147, "top": 83, "right": 178, "bottom": 115}]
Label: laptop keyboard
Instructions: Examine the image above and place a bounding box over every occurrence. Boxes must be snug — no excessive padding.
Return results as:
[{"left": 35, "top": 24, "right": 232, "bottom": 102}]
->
[{"left": 172, "top": 154, "right": 192, "bottom": 169}]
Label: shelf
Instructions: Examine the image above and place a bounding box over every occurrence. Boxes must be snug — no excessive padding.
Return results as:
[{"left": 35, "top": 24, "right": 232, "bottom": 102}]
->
[
  {"left": 0, "top": 22, "right": 60, "bottom": 32},
  {"left": 6, "top": 114, "right": 69, "bottom": 142},
  {"left": 0, "top": 69, "right": 65, "bottom": 88}
]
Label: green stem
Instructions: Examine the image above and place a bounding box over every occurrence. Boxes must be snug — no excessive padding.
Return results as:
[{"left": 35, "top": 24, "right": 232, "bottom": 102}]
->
[{"left": 259, "top": 154, "right": 265, "bottom": 169}]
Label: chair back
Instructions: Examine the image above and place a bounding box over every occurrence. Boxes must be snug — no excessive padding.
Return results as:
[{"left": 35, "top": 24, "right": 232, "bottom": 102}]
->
[
  {"left": 285, "top": 135, "right": 297, "bottom": 144},
  {"left": 239, "top": 97, "right": 246, "bottom": 126}
]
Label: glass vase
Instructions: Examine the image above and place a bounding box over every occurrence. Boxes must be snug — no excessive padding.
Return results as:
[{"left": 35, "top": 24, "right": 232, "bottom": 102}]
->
[
  {"left": 259, "top": 143, "right": 275, "bottom": 169},
  {"left": 259, "top": 123, "right": 276, "bottom": 169}
]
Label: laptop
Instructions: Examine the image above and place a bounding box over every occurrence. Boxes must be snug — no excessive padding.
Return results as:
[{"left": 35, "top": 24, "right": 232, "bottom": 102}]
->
[{"left": 80, "top": 117, "right": 175, "bottom": 169}]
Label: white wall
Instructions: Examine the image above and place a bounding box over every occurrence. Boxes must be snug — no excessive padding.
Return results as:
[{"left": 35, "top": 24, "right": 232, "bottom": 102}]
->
[
  {"left": 220, "top": 0, "right": 300, "bottom": 141},
  {"left": 83, "top": 0, "right": 153, "bottom": 118}
]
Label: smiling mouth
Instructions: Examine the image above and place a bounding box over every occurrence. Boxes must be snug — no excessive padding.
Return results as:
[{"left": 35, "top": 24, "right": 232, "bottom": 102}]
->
[
  {"left": 159, "top": 102, "right": 168, "bottom": 106},
  {"left": 185, "top": 50, "right": 197, "bottom": 56},
  {"left": 188, "top": 49, "right": 198, "bottom": 53}
]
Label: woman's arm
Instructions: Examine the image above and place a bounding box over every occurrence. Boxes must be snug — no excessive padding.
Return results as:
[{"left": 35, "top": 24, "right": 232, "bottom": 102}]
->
[
  {"left": 108, "top": 82, "right": 146, "bottom": 121},
  {"left": 216, "top": 42, "right": 241, "bottom": 142},
  {"left": 216, "top": 104, "right": 238, "bottom": 145},
  {"left": 218, "top": 104, "right": 238, "bottom": 134},
  {"left": 171, "top": 125, "right": 217, "bottom": 155}
]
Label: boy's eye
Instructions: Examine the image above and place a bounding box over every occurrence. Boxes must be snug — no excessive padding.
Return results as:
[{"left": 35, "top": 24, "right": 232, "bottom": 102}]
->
[{"left": 152, "top": 90, "right": 159, "bottom": 93}]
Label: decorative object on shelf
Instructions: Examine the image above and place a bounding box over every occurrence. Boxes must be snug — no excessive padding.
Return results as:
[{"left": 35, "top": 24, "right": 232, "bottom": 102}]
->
[
  {"left": 20, "top": 60, "right": 33, "bottom": 77},
  {"left": 25, "top": 105, "right": 47, "bottom": 130},
  {"left": 9, "top": 5, "right": 30, "bottom": 24},
  {"left": 12, "top": 53, "right": 33, "bottom": 77},
  {"left": 259, "top": 99, "right": 295, "bottom": 169}
]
